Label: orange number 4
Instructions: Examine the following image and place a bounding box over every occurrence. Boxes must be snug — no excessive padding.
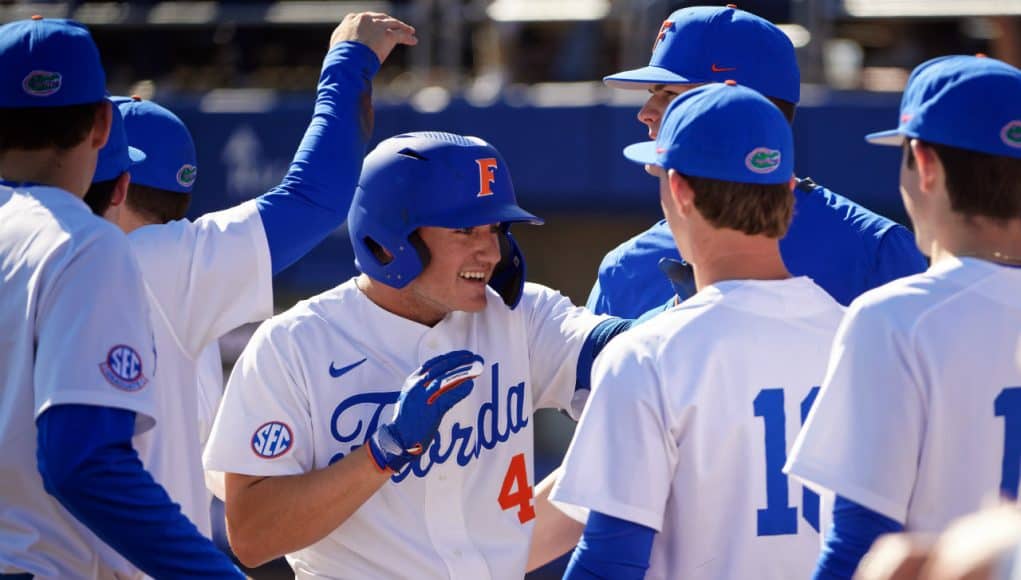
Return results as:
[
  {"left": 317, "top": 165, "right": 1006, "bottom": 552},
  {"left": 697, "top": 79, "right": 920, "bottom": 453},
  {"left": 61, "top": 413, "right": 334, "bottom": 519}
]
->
[{"left": 498, "top": 453, "right": 536, "bottom": 524}]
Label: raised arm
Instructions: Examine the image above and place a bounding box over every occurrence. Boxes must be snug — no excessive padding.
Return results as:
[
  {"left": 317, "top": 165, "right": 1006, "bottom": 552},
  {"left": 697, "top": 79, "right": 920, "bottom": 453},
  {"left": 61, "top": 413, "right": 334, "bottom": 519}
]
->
[{"left": 255, "top": 12, "right": 417, "bottom": 275}]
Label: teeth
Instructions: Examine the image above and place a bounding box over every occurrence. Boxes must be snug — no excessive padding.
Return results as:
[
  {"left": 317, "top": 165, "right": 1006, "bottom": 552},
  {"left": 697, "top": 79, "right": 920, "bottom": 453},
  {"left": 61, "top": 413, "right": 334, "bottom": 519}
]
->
[{"left": 459, "top": 272, "right": 485, "bottom": 280}]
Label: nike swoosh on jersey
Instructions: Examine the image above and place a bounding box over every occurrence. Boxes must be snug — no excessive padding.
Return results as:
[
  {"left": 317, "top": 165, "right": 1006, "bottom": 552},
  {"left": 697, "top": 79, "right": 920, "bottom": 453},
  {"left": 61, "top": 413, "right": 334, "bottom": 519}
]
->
[
  {"left": 711, "top": 64, "right": 737, "bottom": 72},
  {"left": 329, "top": 358, "right": 367, "bottom": 378}
]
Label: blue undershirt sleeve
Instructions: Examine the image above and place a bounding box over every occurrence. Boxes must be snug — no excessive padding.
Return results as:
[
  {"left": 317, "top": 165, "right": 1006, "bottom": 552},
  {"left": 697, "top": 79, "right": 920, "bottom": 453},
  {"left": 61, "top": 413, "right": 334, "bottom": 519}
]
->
[
  {"left": 870, "top": 225, "right": 928, "bottom": 287},
  {"left": 255, "top": 41, "right": 381, "bottom": 275},
  {"left": 563, "top": 511, "right": 656, "bottom": 580},
  {"left": 37, "top": 404, "right": 242, "bottom": 579},
  {"left": 813, "top": 496, "right": 905, "bottom": 580},
  {"left": 576, "top": 317, "right": 633, "bottom": 391}
]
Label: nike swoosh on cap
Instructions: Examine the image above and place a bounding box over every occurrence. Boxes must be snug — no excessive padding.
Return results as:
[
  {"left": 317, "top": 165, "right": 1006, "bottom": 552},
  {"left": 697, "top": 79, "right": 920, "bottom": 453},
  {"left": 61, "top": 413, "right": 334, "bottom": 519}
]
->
[
  {"left": 329, "top": 358, "right": 367, "bottom": 378},
  {"left": 711, "top": 64, "right": 737, "bottom": 72}
]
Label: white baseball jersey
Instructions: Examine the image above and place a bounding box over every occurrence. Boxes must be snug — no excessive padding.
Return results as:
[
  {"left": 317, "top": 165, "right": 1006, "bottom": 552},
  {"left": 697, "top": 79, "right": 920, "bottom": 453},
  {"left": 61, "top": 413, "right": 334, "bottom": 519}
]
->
[
  {"left": 786, "top": 257, "right": 1021, "bottom": 530},
  {"left": 125, "top": 200, "right": 272, "bottom": 536},
  {"left": 0, "top": 184, "right": 158, "bottom": 578},
  {"left": 197, "top": 341, "right": 226, "bottom": 448},
  {"left": 551, "top": 277, "right": 844, "bottom": 580},
  {"left": 204, "top": 280, "right": 606, "bottom": 579}
]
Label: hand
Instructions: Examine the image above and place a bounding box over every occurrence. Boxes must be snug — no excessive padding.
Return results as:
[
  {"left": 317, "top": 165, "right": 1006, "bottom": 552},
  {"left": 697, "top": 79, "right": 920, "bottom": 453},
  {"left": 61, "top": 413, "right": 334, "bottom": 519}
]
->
[
  {"left": 330, "top": 12, "right": 418, "bottom": 64},
  {"left": 855, "top": 533, "right": 934, "bottom": 580},
  {"left": 855, "top": 503, "right": 1021, "bottom": 580},
  {"left": 367, "top": 350, "right": 483, "bottom": 472}
]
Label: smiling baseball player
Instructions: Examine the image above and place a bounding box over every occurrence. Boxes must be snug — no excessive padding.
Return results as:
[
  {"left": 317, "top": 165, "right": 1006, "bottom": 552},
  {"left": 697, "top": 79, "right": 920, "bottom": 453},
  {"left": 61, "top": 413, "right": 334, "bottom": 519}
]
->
[
  {"left": 550, "top": 83, "right": 845, "bottom": 580},
  {"left": 784, "top": 55, "right": 1021, "bottom": 579},
  {"left": 77, "top": 12, "right": 417, "bottom": 573},
  {"left": 203, "top": 131, "right": 633, "bottom": 579}
]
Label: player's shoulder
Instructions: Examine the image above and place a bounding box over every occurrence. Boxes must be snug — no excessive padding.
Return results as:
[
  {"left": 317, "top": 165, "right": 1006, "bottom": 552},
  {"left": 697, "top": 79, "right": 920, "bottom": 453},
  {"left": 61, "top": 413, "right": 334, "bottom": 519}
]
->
[
  {"left": 512, "top": 281, "right": 604, "bottom": 320},
  {"left": 629, "top": 278, "right": 841, "bottom": 347},
  {"left": 11, "top": 185, "right": 133, "bottom": 258},
  {"left": 253, "top": 278, "right": 360, "bottom": 339},
  {"left": 844, "top": 259, "right": 988, "bottom": 331},
  {"left": 795, "top": 178, "right": 903, "bottom": 236},
  {"left": 129, "top": 200, "right": 260, "bottom": 246},
  {"left": 597, "top": 219, "right": 674, "bottom": 273},
  {"left": 607, "top": 286, "right": 728, "bottom": 358}
]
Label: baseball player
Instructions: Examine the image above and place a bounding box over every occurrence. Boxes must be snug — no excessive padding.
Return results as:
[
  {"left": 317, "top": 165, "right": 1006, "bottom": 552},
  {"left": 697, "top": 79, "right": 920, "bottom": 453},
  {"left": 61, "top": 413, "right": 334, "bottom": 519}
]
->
[
  {"left": 587, "top": 5, "right": 927, "bottom": 318},
  {"left": 79, "top": 11, "right": 418, "bottom": 565},
  {"left": 784, "top": 55, "right": 1021, "bottom": 578},
  {"left": 203, "top": 131, "right": 635, "bottom": 578},
  {"left": 549, "top": 82, "right": 845, "bottom": 580},
  {"left": 0, "top": 17, "right": 241, "bottom": 578}
]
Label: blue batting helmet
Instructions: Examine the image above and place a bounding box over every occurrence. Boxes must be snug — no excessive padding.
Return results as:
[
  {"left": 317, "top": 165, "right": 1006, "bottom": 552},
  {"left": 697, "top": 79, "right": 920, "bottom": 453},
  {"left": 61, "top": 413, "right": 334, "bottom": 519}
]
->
[{"left": 348, "top": 132, "right": 542, "bottom": 308}]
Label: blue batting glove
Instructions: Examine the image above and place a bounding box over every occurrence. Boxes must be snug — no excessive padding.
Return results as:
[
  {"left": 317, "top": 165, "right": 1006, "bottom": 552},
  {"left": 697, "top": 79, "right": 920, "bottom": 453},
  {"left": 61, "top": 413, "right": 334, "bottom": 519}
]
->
[{"left": 367, "top": 350, "right": 483, "bottom": 472}]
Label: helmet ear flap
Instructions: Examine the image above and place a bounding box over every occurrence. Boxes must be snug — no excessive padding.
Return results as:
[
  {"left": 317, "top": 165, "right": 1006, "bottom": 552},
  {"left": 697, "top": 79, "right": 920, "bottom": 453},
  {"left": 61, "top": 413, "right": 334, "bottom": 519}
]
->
[
  {"left": 353, "top": 229, "right": 428, "bottom": 289},
  {"left": 488, "top": 226, "right": 526, "bottom": 309},
  {"left": 408, "top": 230, "right": 431, "bottom": 274}
]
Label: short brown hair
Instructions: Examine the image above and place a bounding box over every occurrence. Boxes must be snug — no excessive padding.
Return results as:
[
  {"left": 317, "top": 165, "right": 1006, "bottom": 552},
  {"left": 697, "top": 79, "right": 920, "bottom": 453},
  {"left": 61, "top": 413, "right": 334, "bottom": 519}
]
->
[
  {"left": 83, "top": 178, "right": 118, "bottom": 215},
  {"left": 905, "top": 140, "right": 1021, "bottom": 221},
  {"left": 0, "top": 101, "right": 106, "bottom": 151},
  {"left": 125, "top": 183, "right": 191, "bottom": 224},
  {"left": 681, "top": 173, "right": 794, "bottom": 238}
]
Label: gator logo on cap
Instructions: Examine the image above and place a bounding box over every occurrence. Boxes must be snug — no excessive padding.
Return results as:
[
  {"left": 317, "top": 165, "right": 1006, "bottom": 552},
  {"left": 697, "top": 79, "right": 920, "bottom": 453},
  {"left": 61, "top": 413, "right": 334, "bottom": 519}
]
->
[
  {"left": 745, "top": 147, "right": 782, "bottom": 174},
  {"left": 22, "top": 70, "right": 62, "bottom": 97},
  {"left": 176, "top": 164, "right": 197, "bottom": 187},
  {"left": 1000, "top": 121, "right": 1021, "bottom": 149}
]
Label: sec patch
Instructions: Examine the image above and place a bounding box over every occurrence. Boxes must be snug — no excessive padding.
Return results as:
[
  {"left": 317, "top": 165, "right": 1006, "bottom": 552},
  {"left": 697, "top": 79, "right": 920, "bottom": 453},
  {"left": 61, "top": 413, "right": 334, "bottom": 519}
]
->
[
  {"left": 251, "top": 421, "right": 293, "bottom": 459},
  {"left": 99, "top": 344, "right": 149, "bottom": 391}
]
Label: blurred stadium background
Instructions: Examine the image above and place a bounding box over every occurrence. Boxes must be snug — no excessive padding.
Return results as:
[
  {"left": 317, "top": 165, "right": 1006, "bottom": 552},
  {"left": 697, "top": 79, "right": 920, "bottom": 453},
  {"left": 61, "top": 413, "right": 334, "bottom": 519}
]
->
[{"left": 3, "top": 0, "right": 1019, "bottom": 577}]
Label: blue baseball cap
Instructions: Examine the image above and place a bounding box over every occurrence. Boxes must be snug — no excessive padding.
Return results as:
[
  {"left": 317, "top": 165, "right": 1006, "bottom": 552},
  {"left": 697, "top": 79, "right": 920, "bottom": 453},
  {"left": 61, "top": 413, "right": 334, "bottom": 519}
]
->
[
  {"left": 623, "top": 82, "right": 794, "bottom": 185},
  {"left": 866, "top": 55, "right": 1021, "bottom": 158},
  {"left": 604, "top": 5, "right": 800, "bottom": 104},
  {"left": 0, "top": 17, "right": 106, "bottom": 108},
  {"left": 113, "top": 96, "right": 198, "bottom": 193},
  {"left": 93, "top": 101, "right": 146, "bottom": 183}
]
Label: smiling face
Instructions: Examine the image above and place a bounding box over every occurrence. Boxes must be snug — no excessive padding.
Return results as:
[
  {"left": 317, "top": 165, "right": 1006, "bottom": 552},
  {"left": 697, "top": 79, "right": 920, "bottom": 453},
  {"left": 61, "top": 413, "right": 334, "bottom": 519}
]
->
[
  {"left": 638, "top": 83, "right": 703, "bottom": 139},
  {"left": 404, "top": 224, "right": 502, "bottom": 322}
]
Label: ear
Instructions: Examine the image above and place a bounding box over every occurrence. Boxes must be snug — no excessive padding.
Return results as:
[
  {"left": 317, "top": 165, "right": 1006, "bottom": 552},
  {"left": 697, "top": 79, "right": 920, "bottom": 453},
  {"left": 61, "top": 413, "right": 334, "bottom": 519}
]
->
[
  {"left": 110, "top": 171, "right": 130, "bottom": 208},
  {"left": 910, "top": 139, "right": 943, "bottom": 194},
  {"left": 667, "top": 170, "right": 695, "bottom": 215},
  {"left": 91, "top": 100, "right": 112, "bottom": 150}
]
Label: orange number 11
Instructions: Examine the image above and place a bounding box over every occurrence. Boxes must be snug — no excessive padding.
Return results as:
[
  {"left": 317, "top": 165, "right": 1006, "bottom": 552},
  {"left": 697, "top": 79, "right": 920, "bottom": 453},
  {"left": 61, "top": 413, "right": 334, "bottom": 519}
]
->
[{"left": 498, "top": 453, "right": 536, "bottom": 523}]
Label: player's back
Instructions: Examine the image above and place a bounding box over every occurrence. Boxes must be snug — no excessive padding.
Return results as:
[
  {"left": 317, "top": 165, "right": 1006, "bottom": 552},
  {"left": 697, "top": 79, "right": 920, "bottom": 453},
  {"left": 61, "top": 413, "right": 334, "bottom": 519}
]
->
[
  {"left": 789, "top": 257, "right": 1021, "bottom": 532},
  {"left": 649, "top": 277, "right": 842, "bottom": 579},
  {"left": 121, "top": 201, "right": 272, "bottom": 536},
  {"left": 559, "top": 276, "right": 844, "bottom": 580}
]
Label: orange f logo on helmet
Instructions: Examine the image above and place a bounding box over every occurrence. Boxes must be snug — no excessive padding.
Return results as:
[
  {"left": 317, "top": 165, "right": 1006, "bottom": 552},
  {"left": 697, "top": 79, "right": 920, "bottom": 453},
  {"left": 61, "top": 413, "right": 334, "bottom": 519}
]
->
[{"left": 476, "top": 158, "right": 498, "bottom": 197}]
